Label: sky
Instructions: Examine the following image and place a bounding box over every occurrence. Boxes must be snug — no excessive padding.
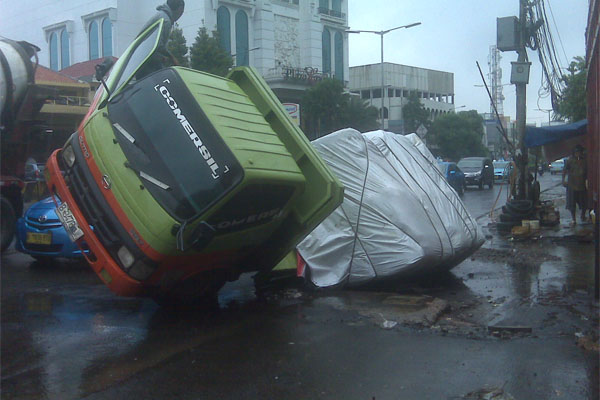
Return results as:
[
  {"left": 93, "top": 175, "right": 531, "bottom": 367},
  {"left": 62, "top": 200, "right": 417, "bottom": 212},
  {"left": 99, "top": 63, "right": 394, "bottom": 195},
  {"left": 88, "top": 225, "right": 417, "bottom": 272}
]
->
[{"left": 347, "top": 0, "right": 589, "bottom": 126}]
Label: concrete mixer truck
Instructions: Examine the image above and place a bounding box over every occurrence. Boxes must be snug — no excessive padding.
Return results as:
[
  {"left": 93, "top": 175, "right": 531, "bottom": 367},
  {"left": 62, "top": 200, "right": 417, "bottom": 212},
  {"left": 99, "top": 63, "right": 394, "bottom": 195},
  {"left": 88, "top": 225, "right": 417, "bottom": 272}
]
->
[{"left": 1, "top": 38, "right": 54, "bottom": 251}]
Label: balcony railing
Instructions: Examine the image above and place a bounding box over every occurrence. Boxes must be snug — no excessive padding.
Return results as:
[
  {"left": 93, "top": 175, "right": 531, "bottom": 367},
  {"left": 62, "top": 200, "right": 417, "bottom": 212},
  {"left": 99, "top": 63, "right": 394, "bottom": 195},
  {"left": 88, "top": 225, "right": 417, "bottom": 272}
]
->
[
  {"left": 45, "top": 95, "right": 90, "bottom": 107},
  {"left": 318, "top": 7, "right": 346, "bottom": 19}
]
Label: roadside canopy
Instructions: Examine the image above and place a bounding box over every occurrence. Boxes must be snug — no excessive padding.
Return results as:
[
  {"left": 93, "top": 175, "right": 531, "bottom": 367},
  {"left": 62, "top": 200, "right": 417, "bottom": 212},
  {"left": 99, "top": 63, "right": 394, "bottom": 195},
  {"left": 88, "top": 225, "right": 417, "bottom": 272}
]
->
[
  {"left": 297, "top": 129, "right": 484, "bottom": 288},
  {"left": 525, "top": 119, "right": 587, "bottom": 161}
]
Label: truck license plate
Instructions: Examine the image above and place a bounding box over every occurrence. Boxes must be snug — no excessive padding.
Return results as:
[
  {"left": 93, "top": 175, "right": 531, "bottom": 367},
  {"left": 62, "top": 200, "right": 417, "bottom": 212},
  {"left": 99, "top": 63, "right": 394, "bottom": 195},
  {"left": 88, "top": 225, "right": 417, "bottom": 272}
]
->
[
  {"left": 56, "top": 202, "right": 84, "bottom": 242},
  {"left": 26, "top": 232, "right": 52, "bottom": 245}
]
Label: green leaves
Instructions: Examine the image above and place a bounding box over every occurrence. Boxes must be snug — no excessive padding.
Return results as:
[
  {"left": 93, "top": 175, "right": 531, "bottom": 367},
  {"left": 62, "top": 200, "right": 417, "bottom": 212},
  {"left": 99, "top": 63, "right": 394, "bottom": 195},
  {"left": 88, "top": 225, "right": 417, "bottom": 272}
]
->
[
  {"left": 555, "top": 56, "right": 587, "bottom": 122},
  {"left": 429, "top": 111, "right": 488, "bottom": 161},
  {"left": 301, "top": 79, "right": 378, "bottom": 140},
  {"left": 189, "top": 28, "right": 233, "bottom": 77},
  {"left": 402, "top": 91, "right": 430, "bottom": 133},
  {"left": 168, "top": 25, "right": 189, "bottom": 67}
]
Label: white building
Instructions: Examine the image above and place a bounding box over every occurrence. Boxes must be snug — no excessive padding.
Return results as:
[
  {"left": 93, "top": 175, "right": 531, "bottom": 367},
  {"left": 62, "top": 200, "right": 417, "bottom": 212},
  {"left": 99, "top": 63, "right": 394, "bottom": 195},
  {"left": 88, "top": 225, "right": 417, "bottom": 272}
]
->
[
  {"left": 349, "top": 63, "right": 455, "bottom": 134},
  {"left": 0, "top": 0, "right": 349, "bottom": 103}
]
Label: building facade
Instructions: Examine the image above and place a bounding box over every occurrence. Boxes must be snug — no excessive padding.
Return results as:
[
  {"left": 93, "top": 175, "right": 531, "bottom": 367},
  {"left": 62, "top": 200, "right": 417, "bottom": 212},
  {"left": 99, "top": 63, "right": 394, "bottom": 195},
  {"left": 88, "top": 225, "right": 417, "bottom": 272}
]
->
[
  {"left": 0, "top": 0, "right": 349, "bottom": 103},
  {"left": 349, "top": 63, "right": 455, "bottom": 134},
  {"left": 481, "top": 113, "right": 516, "bottom": 159}
]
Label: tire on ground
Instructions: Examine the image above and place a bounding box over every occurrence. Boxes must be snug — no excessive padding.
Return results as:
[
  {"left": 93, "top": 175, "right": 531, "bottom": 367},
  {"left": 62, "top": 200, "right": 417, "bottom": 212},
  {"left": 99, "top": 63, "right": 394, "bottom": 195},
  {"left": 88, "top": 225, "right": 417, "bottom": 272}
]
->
[{"left": 1, "top": 197, "right": 17, "bottom": 252}]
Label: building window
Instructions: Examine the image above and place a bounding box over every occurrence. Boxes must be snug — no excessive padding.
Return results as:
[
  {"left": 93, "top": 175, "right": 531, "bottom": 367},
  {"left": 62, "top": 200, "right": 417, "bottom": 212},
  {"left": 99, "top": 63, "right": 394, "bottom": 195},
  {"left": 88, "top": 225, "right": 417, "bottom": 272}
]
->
[
  {"left": 322, "top": 29, "right": 331, "bottom": 75},
  {"left": 101, "top": 18, "right": 112, "bottom": 57},
  {"left": 361, "top": 90, "right": 370, "bottom": 99},
  {"left": 372, "top": 88, "right": 381, "bottom": 99},
  {"left": 217, "top": 6, "right": 231, "bottom": 53},
  {"left": 332, "top": 0, "right": 341, "bottom": 14},
  {"left": 383, "top": 107, "right": 389, "bottom": 119},
  {"left": 387, "top": 88, "right": 394, "bottom": 98},
  {"left": 60, "top": 29, "right": 70, "bottom": 68},
  {"left": 89, "top": 21, "right": 99, "bottom": 60},
  {"left": 235, "top": 10, "right": 249, "bottom": 66},
  {"left": 49, "top": 32, "right": 59, "bottom": 71},
  {"left": 319, "top": 0, "right": 328, "bottom": 9},
  {"left": 334, "top": 31, "right": 343, "bottom": 81}
]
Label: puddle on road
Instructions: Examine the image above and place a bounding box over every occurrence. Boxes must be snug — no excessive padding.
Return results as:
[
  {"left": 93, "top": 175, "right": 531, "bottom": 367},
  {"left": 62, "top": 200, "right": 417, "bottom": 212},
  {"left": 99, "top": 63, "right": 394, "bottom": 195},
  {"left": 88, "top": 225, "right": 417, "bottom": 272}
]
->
[{"left": 459, "top": 239, "right": 595, "bottom": 304}]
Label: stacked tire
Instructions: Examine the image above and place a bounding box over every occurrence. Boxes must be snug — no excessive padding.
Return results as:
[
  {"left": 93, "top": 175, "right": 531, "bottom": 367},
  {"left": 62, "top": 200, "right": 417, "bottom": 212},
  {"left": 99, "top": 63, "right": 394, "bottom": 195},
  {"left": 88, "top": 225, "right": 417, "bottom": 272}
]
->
[{"left": 496, "top": 200, "right": 536, "bottom": 233}]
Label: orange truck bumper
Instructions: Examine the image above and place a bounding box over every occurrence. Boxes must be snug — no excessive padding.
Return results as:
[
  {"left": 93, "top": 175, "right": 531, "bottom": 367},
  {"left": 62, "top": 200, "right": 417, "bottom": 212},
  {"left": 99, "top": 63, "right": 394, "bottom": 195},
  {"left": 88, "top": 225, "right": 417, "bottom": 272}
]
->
[{"left": 45, "top": 149, "right": 144, "bottom": 296}]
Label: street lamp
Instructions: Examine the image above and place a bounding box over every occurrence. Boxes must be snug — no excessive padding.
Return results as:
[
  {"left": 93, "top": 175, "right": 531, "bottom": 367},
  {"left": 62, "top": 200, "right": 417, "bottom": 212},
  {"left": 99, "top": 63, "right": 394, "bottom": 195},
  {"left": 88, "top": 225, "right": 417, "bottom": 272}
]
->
[
  {"left": 535, "top": 108, "right": 552, "bottom": 125},
  {"left": 452, "top": 105, "right": 466, "bottom": 112},
  {"left": 347, "top": 22, "right": 421, "bottom": 130},
  {"left": 231, "top": 47, "right": 260, "bottom": 65}
]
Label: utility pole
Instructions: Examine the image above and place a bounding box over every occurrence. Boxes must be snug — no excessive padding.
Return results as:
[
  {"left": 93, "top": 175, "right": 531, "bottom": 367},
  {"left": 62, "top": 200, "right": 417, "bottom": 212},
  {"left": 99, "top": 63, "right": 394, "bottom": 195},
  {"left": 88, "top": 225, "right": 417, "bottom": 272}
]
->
[{"left": 515, "top": 0, "right": 528, "bottom": 200}]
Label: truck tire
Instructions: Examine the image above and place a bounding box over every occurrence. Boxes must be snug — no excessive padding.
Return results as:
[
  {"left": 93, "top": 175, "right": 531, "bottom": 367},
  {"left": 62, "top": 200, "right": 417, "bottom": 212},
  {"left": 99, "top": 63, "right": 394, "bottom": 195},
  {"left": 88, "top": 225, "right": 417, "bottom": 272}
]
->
[
  {"left": 152, "top": 272, "right": 227, "bottom": 309},
  {"left": 1, "top": 196, "right": 17, "bottom": 252}
]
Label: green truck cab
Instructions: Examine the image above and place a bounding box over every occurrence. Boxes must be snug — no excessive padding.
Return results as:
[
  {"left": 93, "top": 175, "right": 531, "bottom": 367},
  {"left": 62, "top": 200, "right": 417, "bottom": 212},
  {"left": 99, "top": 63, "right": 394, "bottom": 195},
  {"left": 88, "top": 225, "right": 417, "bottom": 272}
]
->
[{"left": 45, "top": 20, "right": 343, "bottom": 303}]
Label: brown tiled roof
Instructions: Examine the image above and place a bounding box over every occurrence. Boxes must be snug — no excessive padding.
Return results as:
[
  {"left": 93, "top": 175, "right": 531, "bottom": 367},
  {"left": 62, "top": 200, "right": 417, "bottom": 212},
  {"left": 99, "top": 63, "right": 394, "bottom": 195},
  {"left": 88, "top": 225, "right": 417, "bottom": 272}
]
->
[
  {"left": 35, "top": 65, "right": 82, "bottom": 84},
  {"left": 60, "top": 57, "right": 118, "bottom": 80}
]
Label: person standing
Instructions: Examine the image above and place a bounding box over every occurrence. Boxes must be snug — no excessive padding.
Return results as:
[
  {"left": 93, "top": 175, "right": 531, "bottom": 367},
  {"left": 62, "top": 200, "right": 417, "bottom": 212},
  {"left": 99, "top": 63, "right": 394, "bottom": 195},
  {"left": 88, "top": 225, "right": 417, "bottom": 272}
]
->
[
  {"left": 136, "top": 0, "right": 185, "bottom": 78},
  {"left": 562, "top": 144, "right": 588, "bottom": 225}
]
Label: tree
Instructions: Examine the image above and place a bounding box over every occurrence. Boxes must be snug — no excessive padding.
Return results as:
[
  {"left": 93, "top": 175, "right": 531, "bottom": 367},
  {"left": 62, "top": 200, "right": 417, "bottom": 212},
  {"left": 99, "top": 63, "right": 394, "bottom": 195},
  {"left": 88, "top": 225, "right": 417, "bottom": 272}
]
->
[
  {"left": 301, "top": 78, "right": 378, "bottom": 139},
  {"left": 402, "top": 91, "right": 430, "bottom": 133},
  {"left": 343, "top": 96, "right": 379, "bottom": 133},
  {"left": 189, "top": 28, "right": 233, "bottom": 76},
  {"left": 168, "top": 25, "right": 189, "bottom": 67},
  {"left": 555, "top": 56, "right": 587, "bottom": 122},
  {"left": 429, "top": 110, "right": 488, "bottom": 161}
]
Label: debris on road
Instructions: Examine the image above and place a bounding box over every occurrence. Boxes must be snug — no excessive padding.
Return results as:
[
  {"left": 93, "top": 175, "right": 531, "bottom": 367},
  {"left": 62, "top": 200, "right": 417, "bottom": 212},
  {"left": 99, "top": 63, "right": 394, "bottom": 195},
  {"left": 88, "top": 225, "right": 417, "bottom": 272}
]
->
[
  {"left": 461, "top": 386, "right": 515, "bottom": 400},
  {"left": 487, "top": 325, "right": 533, "bottom": 336}
]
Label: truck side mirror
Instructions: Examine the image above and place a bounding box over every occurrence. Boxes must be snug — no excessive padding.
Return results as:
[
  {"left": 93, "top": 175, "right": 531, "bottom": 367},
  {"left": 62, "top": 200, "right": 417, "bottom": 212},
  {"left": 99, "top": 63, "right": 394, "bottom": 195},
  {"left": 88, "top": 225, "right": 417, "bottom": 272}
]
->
[
  {"left": 190, "top": 221, "right": 216, "bottom": 251},
  {"left": 95, "top": 58, "right": 115, "bottom": 102},
  {"left": 95, "top": 57, "right": 114, "bottom": 81}
]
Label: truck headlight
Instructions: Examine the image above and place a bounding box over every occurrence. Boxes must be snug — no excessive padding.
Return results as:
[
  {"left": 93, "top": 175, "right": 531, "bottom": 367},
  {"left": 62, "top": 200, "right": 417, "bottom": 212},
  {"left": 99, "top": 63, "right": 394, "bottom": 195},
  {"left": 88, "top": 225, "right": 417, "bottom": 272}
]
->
[
  {"left": 117, "top": 245, "right": 135, "bottom": 269},
  {"left": 62, "top": 145, "right": 76, "bottom": 167}
]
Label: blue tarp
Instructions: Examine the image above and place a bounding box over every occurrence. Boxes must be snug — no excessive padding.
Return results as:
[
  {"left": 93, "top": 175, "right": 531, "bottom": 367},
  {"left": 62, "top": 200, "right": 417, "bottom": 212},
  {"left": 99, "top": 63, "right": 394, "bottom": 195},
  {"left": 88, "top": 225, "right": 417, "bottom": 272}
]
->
[{"left": 524, "top": 119, "right": 587, "bottom": 148}]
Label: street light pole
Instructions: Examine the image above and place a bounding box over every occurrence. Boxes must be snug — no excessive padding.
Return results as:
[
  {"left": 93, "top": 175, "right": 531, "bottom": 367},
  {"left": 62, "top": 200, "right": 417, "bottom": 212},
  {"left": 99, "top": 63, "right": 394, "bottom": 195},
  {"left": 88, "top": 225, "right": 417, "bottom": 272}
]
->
[
  {"left": 381, "top": 32, "right": 384, "bottom": 130},
  {"left": 347, "top": 22, "right": 421, "bottom": 131}
]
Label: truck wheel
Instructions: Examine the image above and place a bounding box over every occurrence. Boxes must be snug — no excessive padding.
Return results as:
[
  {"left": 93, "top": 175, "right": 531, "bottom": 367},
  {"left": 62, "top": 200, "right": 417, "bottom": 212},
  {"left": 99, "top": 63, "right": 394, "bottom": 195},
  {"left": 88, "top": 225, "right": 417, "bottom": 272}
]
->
[
  {"left": 1, "top": 197, "right": 17, "bottom": 252},
  {"left": 152, "top": 272, "right": 227, "bottom": 309}
]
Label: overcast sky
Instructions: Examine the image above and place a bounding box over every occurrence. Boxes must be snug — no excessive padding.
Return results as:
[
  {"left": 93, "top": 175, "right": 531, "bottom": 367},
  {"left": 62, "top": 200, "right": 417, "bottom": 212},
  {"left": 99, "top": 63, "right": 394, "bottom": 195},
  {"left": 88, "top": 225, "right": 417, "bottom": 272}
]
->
[{"left": 347, "top": 0, "right": 589, "bottom": 125}]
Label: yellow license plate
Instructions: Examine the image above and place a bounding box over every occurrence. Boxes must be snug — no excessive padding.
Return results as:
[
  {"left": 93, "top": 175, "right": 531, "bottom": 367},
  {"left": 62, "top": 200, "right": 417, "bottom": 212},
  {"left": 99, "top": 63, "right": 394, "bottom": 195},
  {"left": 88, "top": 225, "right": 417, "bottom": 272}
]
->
[{"left": 26, "top": 232, "right": 52, "bottom": 245}]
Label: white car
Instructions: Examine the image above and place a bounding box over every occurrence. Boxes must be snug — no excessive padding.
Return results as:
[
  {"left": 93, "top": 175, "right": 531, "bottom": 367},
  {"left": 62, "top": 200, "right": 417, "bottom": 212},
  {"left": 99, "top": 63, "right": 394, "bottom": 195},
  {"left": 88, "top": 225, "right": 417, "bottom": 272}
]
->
[{"left": 549, "top": 159, "right": 565, "bottom": 174}]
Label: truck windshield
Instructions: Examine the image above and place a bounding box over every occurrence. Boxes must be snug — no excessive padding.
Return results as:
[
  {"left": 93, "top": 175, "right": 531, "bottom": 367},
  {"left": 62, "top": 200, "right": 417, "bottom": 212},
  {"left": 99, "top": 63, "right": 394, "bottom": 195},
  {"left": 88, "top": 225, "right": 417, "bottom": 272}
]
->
[
  {"left": 108, "top": 21, "right": 162, "bottom": 98},
  {"left": 107, "top": 68, "right": 243, "bottom": 221}
]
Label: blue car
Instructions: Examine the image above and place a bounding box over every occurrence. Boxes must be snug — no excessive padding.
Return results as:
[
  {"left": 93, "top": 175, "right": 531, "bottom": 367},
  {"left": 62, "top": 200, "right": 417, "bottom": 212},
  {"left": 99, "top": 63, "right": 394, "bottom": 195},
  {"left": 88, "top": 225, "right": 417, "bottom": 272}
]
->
[
  {"left": 438, "top": 161, "right": 466, "bottom": 195},
  {"left": 16, "top": 197, "right": 88, "bottom": 262},
  {"left": 493, "top": 160, "right": 512, "bottom": 182}
]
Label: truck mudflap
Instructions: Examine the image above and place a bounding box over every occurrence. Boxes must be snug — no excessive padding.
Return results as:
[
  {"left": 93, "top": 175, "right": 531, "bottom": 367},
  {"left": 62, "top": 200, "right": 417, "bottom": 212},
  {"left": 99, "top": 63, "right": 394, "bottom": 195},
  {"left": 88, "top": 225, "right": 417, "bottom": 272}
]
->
[{"left": 45, "top": 149, "right": 144, "bottom": 296}]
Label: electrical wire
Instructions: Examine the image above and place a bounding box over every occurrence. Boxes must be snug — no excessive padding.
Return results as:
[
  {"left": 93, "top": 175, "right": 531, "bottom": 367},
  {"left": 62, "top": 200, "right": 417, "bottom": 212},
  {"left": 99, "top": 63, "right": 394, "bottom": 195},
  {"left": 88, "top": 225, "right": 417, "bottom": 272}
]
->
[{"left": 527, "top": 0, "right": 567, "bottom": 112}]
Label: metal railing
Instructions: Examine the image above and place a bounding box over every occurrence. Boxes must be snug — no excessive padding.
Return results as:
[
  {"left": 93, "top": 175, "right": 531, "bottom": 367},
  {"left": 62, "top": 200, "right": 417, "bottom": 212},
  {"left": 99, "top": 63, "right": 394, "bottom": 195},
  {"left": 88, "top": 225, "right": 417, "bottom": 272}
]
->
[{"left": 45, "top": 95, "right": 90, "bottom": 107}]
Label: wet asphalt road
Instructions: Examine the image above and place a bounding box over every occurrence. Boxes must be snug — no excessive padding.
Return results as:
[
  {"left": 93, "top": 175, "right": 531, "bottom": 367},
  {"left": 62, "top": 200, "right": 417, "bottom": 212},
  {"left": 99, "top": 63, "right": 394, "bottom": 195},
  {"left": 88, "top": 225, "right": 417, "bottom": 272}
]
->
[{"left": 1, "top": 173, "right": 598, "bottom": 400}]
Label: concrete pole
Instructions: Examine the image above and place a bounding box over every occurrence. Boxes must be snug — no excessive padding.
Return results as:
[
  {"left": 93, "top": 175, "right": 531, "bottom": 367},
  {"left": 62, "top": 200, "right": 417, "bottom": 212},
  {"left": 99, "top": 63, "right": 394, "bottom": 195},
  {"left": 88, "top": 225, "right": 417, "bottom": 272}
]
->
[
  {"left": 515, "top": 0, "right": 529, "bottom": 200},
  {"left": 381, "top": 32, "right": 385, "bottom": 131}
]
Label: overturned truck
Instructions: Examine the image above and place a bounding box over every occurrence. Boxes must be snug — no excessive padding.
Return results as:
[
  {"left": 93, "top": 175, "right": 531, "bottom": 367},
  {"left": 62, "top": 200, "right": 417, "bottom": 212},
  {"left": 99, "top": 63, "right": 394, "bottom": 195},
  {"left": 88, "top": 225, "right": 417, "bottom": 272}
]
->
[{"left": 45, "top": 20, "right": 343, "bottom": 304}]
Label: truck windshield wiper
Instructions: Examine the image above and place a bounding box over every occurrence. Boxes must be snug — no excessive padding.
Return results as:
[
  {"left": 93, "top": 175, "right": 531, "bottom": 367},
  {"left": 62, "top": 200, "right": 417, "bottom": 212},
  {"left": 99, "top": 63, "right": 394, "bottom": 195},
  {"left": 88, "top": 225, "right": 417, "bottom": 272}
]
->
[
  {"left": 124, "top": 163, "right": 170, "bottom": 191},
  {"left": 113, "top": 123, "right": 136, "bottom": 144},
  {"left": 139, "top": 171, "right": 170, "bottom": 190}
]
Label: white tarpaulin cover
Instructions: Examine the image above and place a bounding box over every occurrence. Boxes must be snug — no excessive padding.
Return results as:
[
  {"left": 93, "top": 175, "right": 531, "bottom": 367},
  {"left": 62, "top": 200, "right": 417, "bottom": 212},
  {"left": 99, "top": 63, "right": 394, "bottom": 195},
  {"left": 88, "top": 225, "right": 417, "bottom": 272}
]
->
[{"left": 297, "top": 129, "right": 484, "bottom": 288}]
